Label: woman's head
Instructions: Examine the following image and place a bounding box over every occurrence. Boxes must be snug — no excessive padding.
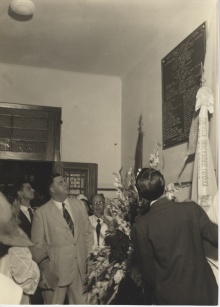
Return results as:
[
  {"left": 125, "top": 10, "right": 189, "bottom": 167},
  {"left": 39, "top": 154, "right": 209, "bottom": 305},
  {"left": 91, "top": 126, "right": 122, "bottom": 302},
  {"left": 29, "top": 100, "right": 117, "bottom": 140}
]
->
[{"left": 135, "top": 168, "right": 165, "bottom": 201}]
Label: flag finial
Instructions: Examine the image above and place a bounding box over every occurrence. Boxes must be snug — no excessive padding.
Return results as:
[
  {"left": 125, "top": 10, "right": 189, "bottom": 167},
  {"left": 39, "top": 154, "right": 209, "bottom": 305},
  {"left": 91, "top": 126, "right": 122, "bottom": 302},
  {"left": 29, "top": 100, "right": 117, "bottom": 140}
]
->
[{"left": 138, "top": 113, "right": 143, "bottom": 133}]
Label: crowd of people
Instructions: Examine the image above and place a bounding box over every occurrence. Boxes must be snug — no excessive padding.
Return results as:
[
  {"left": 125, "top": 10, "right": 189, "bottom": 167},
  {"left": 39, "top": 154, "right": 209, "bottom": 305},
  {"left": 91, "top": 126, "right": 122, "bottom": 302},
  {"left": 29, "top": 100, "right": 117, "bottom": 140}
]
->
[{"left": 0, "top": 169, "right": 218, "bottom": 305}]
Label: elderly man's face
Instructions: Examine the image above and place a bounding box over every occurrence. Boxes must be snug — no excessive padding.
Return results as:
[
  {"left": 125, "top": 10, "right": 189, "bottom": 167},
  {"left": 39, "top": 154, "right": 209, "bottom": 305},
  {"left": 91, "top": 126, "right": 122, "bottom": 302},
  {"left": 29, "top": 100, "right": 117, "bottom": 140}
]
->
[
  {"left": 51, "top": 176, "right": 68, "bottom": 199},
  {"left": 91, "top": 195, "right": 105, "bottom": 218}
]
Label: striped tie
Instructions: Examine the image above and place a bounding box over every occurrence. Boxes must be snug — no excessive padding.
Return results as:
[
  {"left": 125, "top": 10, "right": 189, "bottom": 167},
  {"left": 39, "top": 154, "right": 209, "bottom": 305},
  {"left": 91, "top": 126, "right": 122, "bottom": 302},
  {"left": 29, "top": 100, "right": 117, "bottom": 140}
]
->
[
  {"left": 96, "top": 218, "right": 101, "bottom": 246},
  {"left": 62, "top": 203, "right": 74, "bottom": 237},
  {"left": 28, "top": 207, "right": 34, "bottom": 223}
]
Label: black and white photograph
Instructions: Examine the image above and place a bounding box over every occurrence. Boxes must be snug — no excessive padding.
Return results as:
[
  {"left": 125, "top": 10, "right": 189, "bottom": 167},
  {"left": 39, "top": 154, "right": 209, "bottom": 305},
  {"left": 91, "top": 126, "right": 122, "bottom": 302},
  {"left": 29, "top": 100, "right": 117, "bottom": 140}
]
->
[{"left": 0, "top": 0, "right": 218, "bottom": 305}]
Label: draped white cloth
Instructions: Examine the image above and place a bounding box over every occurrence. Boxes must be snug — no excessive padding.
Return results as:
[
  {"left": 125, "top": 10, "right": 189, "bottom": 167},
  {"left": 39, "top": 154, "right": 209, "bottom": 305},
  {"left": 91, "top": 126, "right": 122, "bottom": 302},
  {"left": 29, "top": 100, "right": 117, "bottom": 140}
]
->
[
  {"left": 191, "top": 88, "right": 218, "bottom": 282},
  {"left": 0, "top": 272, "right": 22, "bottom": 304},
  {"left": 190, "top": 6, "right": 218, "bottom": 281}
]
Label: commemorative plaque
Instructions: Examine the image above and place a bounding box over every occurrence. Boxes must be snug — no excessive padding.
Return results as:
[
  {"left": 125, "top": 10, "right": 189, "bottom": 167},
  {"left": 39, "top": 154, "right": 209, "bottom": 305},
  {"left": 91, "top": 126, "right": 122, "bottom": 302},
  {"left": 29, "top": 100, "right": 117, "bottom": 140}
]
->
[{"left": 162, "top": 22, "right": 206, "bottom": 149}]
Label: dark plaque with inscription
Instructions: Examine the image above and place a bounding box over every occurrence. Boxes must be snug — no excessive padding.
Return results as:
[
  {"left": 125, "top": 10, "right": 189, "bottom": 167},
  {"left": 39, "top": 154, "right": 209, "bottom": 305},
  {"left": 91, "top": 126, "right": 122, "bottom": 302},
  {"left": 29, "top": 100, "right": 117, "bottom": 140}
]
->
[{"left": 162, "top": 22, "right": 206, "bottom": 149}]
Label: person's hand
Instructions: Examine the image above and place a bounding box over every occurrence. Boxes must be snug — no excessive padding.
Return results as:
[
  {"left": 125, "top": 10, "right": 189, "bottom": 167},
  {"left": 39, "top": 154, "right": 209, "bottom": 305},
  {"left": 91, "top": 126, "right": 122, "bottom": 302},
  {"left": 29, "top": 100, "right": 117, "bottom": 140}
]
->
[
  {"left": 129, "top": 265, "right": 143, "bottom": 287},
  {"left": 11, "top": 199, "right": 20, "bottom": 219}
]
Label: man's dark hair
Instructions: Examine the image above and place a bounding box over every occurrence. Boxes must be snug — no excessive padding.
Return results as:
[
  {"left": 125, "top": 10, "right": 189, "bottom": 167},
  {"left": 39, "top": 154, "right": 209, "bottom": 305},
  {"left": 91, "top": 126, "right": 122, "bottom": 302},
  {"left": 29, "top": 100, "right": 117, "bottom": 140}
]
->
[
  {"left": 15, "top": 179, "right": 30, "bottom": 192},
  {"left": 135, "top": 168, "right": 165, "bottom": 201},
  {"left": 47, "top": 173, "right": 62, "bottom": 193}
]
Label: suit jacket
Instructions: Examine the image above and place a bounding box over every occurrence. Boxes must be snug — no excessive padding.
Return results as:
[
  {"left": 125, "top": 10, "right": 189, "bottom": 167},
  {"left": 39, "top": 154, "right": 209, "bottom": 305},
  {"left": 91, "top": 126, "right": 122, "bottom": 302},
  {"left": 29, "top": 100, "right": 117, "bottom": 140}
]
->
[
  {"left": 19, "top": 210, "right": 32, "bottom": 239},
  {"left": 31, "top": 198, "right": 94, "bottom": 289},
  {"left": 132, "top": 197, "right": 218, "bottom": 305},
  {"left": 89, "top": 215, "right": 109, "bottom": 247}
]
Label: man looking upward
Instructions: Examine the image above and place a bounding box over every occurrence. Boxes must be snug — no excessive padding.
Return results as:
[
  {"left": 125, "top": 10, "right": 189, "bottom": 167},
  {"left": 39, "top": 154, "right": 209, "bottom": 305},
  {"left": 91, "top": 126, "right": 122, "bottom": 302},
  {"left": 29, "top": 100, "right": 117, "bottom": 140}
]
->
[
  {"left": 31, "top": 173, "right": 93, "bottom": 304},
  {"left": 16, "top": 180, "right": 35, "bottom": 239},
  {"left": 89, "top": 194, "right": 109, "bottom": 247}
]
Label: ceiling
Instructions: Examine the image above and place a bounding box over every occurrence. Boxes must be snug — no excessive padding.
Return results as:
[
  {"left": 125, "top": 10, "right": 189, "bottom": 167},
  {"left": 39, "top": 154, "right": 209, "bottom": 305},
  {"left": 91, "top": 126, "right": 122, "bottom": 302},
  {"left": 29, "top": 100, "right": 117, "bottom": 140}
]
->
[{"left": 0, "top": 0, "right": 215, "bottom": 77}]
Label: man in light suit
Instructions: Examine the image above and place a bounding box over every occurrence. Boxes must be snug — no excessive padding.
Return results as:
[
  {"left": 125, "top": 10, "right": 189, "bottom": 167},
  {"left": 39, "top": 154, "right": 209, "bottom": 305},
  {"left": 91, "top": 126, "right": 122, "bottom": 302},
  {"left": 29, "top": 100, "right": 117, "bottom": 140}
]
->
[
  {"left": 31, "top": 173, "right": 94, "bottom": 304},
  {"left": 89, "top": 194, "right": 109, "bottom": 247},
  {"left": 132, "top": 168, "right": 218, "bottom": 305}
]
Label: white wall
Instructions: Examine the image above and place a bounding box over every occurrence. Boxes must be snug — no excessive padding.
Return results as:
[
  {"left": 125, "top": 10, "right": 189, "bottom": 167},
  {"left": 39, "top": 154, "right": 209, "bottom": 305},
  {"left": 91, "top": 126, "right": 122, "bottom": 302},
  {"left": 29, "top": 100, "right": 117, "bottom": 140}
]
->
[
  {"left": 0, "top": 64, "right": 121, "bottom": 189},
  {"left": 121, "top": 0, "right": 218, "bottom": 201}
]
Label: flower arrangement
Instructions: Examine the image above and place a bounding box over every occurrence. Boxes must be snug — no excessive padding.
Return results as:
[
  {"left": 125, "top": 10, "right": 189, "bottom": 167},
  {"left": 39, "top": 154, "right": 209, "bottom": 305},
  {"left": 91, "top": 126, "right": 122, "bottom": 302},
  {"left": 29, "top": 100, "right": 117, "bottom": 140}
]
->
[
  {"left": 149, "top": 142, "right": 160, "bottom": 168},
  {"left": 84, "top": 143, "right": 179, "bottom": 304}
]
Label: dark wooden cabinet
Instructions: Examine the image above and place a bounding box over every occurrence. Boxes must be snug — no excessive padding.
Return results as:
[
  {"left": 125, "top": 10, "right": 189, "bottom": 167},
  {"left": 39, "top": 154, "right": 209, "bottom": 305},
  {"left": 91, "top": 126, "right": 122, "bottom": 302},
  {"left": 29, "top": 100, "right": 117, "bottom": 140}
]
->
[
  {"left": 0, "top": 103, "right": 97, "bottom": 204},
  {"left": 0, "top": 103, "right": 61, "bottom": 161}
]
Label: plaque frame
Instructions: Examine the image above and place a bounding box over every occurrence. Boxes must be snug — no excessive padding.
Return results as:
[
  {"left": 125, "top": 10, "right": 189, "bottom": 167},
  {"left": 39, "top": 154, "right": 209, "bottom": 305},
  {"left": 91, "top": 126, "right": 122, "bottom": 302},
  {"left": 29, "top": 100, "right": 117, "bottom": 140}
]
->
[{"left": 162, "top": 22, "right": 206, "bottom": 149}]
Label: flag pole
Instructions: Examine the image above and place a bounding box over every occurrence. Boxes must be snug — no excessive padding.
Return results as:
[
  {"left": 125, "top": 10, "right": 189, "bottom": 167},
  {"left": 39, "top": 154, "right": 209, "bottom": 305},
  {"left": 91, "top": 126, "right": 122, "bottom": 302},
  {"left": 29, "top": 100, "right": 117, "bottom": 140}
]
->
[{"left": 134, "top": 114, "right": 144, "bottom": 175}]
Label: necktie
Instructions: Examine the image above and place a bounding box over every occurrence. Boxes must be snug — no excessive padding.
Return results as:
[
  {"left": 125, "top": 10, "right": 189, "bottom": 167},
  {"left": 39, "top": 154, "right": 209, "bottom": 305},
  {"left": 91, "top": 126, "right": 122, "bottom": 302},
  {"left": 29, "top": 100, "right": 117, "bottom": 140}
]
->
[
  {"left": 62, "top": 203, "right": 74, "bottom": 237},
  {"left": 96, "top": 218, "right": 101, "bottom": 246},
  {"left": 28, "top": 208, "right": 34, "bottom": 223}
]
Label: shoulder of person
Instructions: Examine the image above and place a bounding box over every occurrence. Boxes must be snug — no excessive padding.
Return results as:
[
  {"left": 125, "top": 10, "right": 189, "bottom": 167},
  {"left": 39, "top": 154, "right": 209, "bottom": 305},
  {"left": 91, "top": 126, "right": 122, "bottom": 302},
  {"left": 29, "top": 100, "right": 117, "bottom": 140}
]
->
[
  {"left": 9, "top": 246, "right": 32, "bottom": 259},
  {"left": 34, "top": 200, "right": 53, "bottom": 213},
  {"left": 68, "top": 197, "right": 82, "bottom": 206},
  {"left": 88, "top": 214, "right": 95, "bottom": 221},
  {"left": 177, "top": 200, "right": 199, "bottom": 207}
]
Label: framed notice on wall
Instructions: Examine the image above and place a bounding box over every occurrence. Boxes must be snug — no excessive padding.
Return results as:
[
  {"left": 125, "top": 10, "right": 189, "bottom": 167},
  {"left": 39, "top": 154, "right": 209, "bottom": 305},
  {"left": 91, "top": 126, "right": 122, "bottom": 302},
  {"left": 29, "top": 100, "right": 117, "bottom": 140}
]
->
[{"left": 162, "top": 22, "right": 206, "bottom": 149}]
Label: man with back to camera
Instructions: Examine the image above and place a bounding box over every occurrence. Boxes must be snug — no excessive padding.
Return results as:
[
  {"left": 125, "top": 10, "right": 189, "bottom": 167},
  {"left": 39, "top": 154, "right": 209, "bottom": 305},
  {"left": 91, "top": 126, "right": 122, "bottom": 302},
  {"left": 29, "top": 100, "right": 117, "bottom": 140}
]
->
[
  {"left": 89, "top": 194, "right": 109, "bottom": 247},
  {"left": 30, "top": 173, "right": 94, "bottom": 304},
  {"left": 132, "top": 167, "right": 218, "bottom": 305}
]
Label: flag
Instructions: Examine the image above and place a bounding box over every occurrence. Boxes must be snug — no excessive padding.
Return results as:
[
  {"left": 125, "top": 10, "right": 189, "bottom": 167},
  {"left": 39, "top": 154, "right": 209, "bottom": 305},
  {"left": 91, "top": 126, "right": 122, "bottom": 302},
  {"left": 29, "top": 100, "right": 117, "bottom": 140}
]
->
[{"left": 134, "top": 114, "right": 144, "bottom": 175}]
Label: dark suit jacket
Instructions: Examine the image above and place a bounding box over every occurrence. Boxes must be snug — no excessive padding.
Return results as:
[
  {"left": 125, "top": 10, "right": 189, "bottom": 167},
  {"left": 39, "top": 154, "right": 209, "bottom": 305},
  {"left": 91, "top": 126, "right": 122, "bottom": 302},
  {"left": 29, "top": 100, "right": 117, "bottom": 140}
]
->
[
  {"left": 132, "top": 197, "right": 218, "bottom": 305},
  {"left": 19, "top": 210, "right": 32, "bottom": 239}
]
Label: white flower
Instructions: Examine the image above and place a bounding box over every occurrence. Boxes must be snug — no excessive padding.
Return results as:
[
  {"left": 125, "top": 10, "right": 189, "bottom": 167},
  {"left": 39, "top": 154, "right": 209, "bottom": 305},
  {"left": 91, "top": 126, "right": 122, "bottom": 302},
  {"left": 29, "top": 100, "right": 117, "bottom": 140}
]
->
[
  {"left": 92, "top": 287, "right": 99, "bottom": 294},
  {"left": 113, "top": 269, "right": 124, "bottom": 284},
  {"left": 149, "top": 153, "right": 154, "bottom": 160},
  {"left": 114, "top": 182, "right": 122, "bottom": 189},
  {"left": 127, "top": 167, "right": 133, "bottom": 175},
  {"left": 96, "top": 281, "right": 103, "bottom": 288},
  {"left": 149, "top": 153, "right": 160, "bottom": 167},
  {"left": 165, "top": 183, "right": 178, "bottom": 200},
  {"left": 89, "top": 270, "right": 97, "bottom": 279},
  {"left": 102, "top": 281, "right": 109, "bottom": 290}
]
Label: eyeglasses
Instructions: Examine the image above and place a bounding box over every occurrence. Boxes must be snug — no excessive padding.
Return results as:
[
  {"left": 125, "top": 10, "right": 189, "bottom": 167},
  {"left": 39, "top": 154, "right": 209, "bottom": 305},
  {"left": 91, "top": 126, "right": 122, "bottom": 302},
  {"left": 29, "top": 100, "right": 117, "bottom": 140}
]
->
[{"left": 91, "top": 201, "right": 105, "bottom": 205}]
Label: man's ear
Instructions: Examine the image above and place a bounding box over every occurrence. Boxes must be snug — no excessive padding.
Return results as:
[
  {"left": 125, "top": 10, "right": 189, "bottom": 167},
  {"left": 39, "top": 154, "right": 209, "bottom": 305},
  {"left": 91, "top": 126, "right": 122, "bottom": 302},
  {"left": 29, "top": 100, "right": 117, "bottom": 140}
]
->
[
  {"left": 17, "top": 190, "right": 22, "bottom": 199},
  {"left": 50, "top": 186, "right": 55, "bottom": 194}
]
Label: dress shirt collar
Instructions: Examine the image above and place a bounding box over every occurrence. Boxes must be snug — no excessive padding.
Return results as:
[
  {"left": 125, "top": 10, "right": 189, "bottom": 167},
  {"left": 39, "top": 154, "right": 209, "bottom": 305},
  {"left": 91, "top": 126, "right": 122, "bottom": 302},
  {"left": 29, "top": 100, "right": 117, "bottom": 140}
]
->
[
  {"left": 52, "top": 198, "right": 70, "bottom": 213},
  {"left": 150, "top": 194, "right": 166, "bottom": 206},
  {"left": 20, "top": 205, "right": 32, "bottom": 212},
  {"left": 52, "top": 198, "right": 69, "bottom": 209},
  {"left": 150, "top": 199, "right": 157, "bottom": 207},
  {"left": 93, "top": 215, "right": 103, "bottom": 224}
]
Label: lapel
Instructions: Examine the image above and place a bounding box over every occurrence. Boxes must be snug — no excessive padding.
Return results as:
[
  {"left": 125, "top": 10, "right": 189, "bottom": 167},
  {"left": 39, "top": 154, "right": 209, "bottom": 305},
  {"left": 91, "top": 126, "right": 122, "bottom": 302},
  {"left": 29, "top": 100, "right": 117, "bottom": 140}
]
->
[
  {"left": 47, "top": 200, "right": 76, "bottom": 243},
  {"left": 19, "top": 210, "right": 32, "bottom": 238},
  {"left": 19, "top": 210, "right": 31, "bottom": 225},
  {"left": 68, "top": 198, "right": 80, "bottom": 241}
]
